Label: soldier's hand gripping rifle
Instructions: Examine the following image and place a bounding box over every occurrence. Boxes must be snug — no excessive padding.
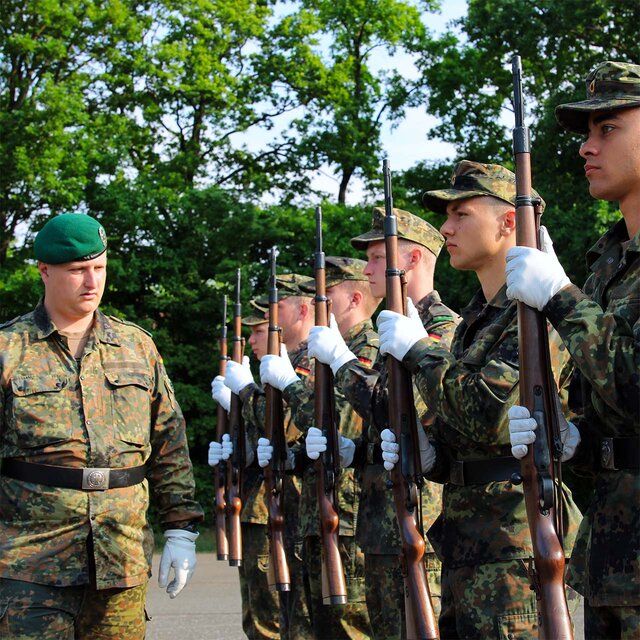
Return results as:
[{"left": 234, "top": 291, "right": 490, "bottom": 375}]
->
[
  {"left": 314, "top": 206, "right": 348, "bottom": 605},
  {"left": 215, "top": 294, "right": 230, "bottom": 561},
  {"left": 383, "top": 160, "right": 439, "bottom": 640},
  {"left": 511, "top": 55, "right": 573, "bottom": 640},
  {"left": 227, "top": 269, "right": 246, "bottom": 567},
  {"left": 264, "top": 247, "right": 291, "bottom": 592}
]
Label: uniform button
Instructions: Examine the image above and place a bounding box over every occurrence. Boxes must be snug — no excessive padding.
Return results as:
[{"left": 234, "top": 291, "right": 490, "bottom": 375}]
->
[
  {"left": 86, "top": 419, "right": 93, "bottom": 426},
  {"left": 80, "top": 375, "right": 85, "bottom": 381},
  {"left": 607, "top": 257, "right": 614, "bottom": 264}
]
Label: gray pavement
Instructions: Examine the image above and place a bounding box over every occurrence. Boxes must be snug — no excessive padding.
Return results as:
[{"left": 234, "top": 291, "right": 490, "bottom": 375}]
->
[
  {"left": 146, "top": 553, "right": 243, "bottom": 640},
  {"left": 145, "top": 553, "right": 584, "bottom": 639}
]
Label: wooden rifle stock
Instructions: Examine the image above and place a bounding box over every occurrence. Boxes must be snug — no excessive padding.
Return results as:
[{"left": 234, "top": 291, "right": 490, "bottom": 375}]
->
[
  {"left": 383, "top": 160, "right": 439, "bottom": 640},
  {"left": 215, "top": 294, "right": 230, "bottom": 561},
  {"left": 511, "top": 56, "right": 573, "bottom": 640},
  {"left": 227, "top": 269, "right": 246, "bottom": 567},
  {"left": 264, "top": 247, "right": 291, "bottom": 592},
  {"left": 314, "top": 206, "right": 348, "bottom": 605}
]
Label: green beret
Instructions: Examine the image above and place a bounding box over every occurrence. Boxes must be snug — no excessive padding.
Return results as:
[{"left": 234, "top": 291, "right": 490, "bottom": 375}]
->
[
  {"left": 556, "top": 61, "right": 640, "bottom": 134},
  {"left": 300, "top": 256, "right": 368, "bottom": 293},
  {"left": 422, "top": 160, "right": 545, "bottom": 215},
  {"left": 351, "top": 207, "right": 444, "bottom": 257},
  {"left": 34, "top": 213, "right": 107, "bottom": 264}
]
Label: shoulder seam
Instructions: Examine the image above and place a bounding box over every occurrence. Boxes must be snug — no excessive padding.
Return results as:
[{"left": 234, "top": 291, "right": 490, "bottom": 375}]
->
[{"left": 108, "top": 315, "right": 153, "bottom": 337}]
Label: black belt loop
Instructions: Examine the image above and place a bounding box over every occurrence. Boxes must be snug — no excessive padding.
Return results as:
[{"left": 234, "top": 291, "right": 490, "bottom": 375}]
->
[
  {"left": 448, "top": 457, "right": 521, "bottom": 486},
  {"left": 600, "top": 437, "right": 640, "bottom": 471},
  {"left": 1, "top": 459, "right": 147, "bottom": 490}
]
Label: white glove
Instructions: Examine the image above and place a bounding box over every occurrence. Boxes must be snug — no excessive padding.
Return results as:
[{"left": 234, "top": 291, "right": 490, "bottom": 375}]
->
[
  {"left": 224, "top": 356, "right": 254, "bottom": 395},
  {"left": 380, "top": 426, "right": 436, "bottom": 473},
  {"left": 506, "top": 226, "right": 571, "bottom": 311},
  {"left": 508, "top": 405, "right": 581, "bottom": 462},
  {"left": 308, "top": 314, "right": 357, "bottom": 375},
  {"left": 305, "top": 426, "right": 355, "bottom": 467},
  {"left": 377, "top": 298, "right": 428, "bottom": 361},
  {"left": 158, "top": 529, "right": 199, "bottom": 598},
  {"left": 208, "top": 433, "right": 233, "bottom": 466},
  {"left": 211, "top": 375, "right": 231, "bottom": 412},
  {"left": 260, "top": 345, "right": 300, "bottom": 391},
  {"left": 257, "top": 437, "right": 294, "bottom": 469}
]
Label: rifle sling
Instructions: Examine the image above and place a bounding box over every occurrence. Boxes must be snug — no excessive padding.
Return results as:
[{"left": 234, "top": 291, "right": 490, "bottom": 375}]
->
[{"left": 448, "top": 456, "right": 520, "bottom": 486}]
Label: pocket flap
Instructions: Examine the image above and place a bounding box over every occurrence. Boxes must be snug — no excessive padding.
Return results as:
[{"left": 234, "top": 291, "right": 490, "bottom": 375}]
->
[
  {"left": 105, "top": 370, "right": 151, "bottom": 390},
  {"left": 11, "top": 376, "right": 69, "bottom": 396}
]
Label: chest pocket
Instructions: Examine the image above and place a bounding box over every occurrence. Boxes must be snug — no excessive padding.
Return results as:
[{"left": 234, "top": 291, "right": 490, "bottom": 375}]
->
[
  {"left": 104, "top": 369, "right": 152, "bottom": 445},
  {"left": 10, "top": 375, "right": 76, "bottom": 448}
]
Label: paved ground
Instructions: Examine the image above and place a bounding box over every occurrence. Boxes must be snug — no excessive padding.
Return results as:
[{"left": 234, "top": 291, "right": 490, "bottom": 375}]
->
[
  {"left": 146, "top": 553, "right": 243, "bottom": 640},
  {"left": 146, "top": 553, "right": 584, "bottom": 639}
]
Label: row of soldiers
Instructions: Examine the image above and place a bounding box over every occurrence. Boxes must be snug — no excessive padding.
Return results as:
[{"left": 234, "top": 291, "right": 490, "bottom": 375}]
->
[
  {"left": 208, "top": 60, "right": 639, "bottom": 640},
  {"left": 0, "top": 60, "right": 637, "bottom": 639}
]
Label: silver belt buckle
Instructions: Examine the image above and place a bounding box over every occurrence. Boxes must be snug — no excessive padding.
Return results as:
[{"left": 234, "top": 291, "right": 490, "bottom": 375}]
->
[
  {"left": 82, "top": 468, "right": 111, "bottom": 490},
  {"left": 600, "top": 438, "right": 617, "bottom": 471}
]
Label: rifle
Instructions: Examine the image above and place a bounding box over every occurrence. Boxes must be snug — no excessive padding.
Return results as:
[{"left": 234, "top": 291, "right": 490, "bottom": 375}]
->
[
  {"left": 511, "top": 55, "right": 573, "bottom": 640},
  {"left": 215, "top": 294, "right": 230, "bottom": 561},
  {"left": 227, "top": 268, "right": 246, "bottom": 567},
  {"left": 313, "top": 205, "right": 348, "bottom": 605},
  {"left": 383, "top": 160, "right": 439, "bottom": 640},
  {"left": 263, "top": 247, "right": 291, "bottom": 592}
]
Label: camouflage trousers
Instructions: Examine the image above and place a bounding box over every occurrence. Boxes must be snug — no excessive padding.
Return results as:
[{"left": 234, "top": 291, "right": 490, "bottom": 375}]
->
[
  {"left": 285, "top": 540, "right": 313, "bottom": 640},
  {"left": 0, "top": 577, "right": 147, "bottom": 639},
  {"left": 239, "top": 523, "right": 281, "bottom": 640},
  {"left": 364, "top": 552, "right": 441, "bottom": 640},
  {"left": 290, "top": 535, "right": 372, "bottom": 639},
  {"left": 439, "top": 559, "right": 538, "bottom": 639},
  {"left": 584, "top": 601, "right": 640, "bottom": 639}
]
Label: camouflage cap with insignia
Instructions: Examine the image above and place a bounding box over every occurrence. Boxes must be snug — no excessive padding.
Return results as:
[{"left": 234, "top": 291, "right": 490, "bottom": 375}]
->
[
  {"left": 351, "top": 207, "right": 444, "bottom": 257},
  {"left": 556, "top": 61, "right": 640, "bottom": 134},
  {"left": 422, "top": 160, "right": 545, "bottom": 215},
  {"left": 34, "top": 213, "right": 108, "bottom": 264},
  {"left": 299, "top": 256, "right": 368, "bottom": 294}
]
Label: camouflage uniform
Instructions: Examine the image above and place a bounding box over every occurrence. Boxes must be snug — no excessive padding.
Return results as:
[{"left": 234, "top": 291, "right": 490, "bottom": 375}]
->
[
  {"left": 283, "top": 318, "right": 379, "bottom": 640},
  {"left": 400, "top": 162, "right": 582, "bottom": 639},
  {"left": 336, "top": 207, "right": 459, "bottom": 639},
  {"left": 0, "top": 301, "right": 203, "bottom": 637},
  {"left": 550, "top": 61, "right": 640, "bottom": 638},
  {"left": 239, "top": 278, "right": 313, "bottom": 638}
]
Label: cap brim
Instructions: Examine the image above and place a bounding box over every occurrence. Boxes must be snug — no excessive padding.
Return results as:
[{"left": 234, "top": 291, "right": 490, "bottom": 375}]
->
[
  {"left": 421, "top": 189, "right": 490, "bottom": 215},
  {"left": 350, "top": 230, "right": 385, "bottom": 250},
  {"left": 242, "top": 315, "right": 267, "bottom": 326},
  {"left": 555, "top": 98, "right": 640, "bottom": 133}
]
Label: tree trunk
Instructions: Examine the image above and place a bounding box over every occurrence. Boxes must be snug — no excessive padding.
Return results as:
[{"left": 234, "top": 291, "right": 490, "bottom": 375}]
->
[{"left": 338, "top": 166, "right": 355, "bottom": 204}]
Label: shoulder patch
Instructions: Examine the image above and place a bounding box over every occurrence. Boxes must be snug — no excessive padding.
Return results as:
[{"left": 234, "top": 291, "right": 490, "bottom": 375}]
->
[
  {"left": 108, "top": 315, "right": 153, "bottom": 337},
  {"left": 295, "top": 365, "right": 311, "bottom": 377}
]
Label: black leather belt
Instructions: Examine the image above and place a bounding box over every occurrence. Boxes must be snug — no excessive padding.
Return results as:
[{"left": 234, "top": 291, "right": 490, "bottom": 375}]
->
[
  {"left": 600, "top": 437, "right": 640, "bottom": 471},
  {"left": 449, "top": 456, "right": 521, "bottom": 486},
  {"left": 1, "top": 459, "right": 146, "bottom": 491}
]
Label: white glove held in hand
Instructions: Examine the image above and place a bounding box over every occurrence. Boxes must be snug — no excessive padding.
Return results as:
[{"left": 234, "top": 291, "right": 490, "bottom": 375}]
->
[
  {"left": 158, "top": 529, "right": 199, "bottom": 598},
  {"left": 305, "top": 427, "right": 355, "bottom": 467},
  {"left": 308, "top": 314, "right": 357, "bottom": 374},
  {"left": 377, "top": 298, "right": 428, "bottom": 361},
  {"left": 508, "top": 405, "right": 581, "bottom": 462},
  {"left": 506, "top": 226, "right": 571, "bottom": 311},
  {"left": 257, "top": 437, "right": 294, "bottom": 469},
  {"left": 260, "top": 345, "right": 300, "bottom": 391},
  {"left": 208, "top": 433, "right": 233, "bottom": 466},
  {"left": 224, "top": 356, "right": 254, "bottom": 394},
  {"left": 211, "top": 375, "right": 231, "bottom": 412},
  {"left": 380, "top": 426, "right": 436, "bottom": 473}
]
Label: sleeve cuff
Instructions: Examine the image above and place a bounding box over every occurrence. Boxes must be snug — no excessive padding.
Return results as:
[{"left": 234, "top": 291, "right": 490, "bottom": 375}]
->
[
  {"left": 403, "top": 337, "right": 436, "bottom": 373},
  {"left": 543, "top": 283, "right": 590, "bottom": 329},
  {"left": 239, "top": 382, "right": 261, "bottom": 404},
  {"left": 282, "top": 379, "right": 305, "bottom": 404}
]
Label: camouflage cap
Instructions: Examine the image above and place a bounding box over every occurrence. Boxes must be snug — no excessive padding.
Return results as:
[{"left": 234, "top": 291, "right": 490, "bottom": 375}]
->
[
  {"left": 34, "top": 213, "right": 107, "bottom": 264},
  {"left": 242, "top": 315, "right": 268, "bottom": 327},
  {"left": 254, "top": 273, "right": 314, "bottom": 307},
  {"left": 249, "top": 298, "right": 268, "bottom": 314},
  {"left": 350, "top": 207, "right": 444, "bottom": 257},
  {"left": 299, "top": 256, "right": 368, "bottom": 293},
  {"left": 556, "top": 61, "right": 640, "bottom": 133},
  {"left": 422, "top": 160, "right": 545, "bottom": 215}
]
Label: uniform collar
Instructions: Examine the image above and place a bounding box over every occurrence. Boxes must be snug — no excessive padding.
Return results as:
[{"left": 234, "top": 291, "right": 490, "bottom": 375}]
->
[
  {"left": 586, "top": 217, "right": 640, "bottom": 269},
  {"left": 33, "top": 299, "right": 120, "bottom": 346},
  {"left": 342, "top": 318, "right": 373, "bottom": 343},
  {"left": 460, "top": 283, "right": 510, "bottom": 325}
]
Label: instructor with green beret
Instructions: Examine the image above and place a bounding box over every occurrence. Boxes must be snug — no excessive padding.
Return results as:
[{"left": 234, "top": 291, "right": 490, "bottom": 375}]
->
[{"left": 0, "top": 213, "right": 204, "bottom": 639}]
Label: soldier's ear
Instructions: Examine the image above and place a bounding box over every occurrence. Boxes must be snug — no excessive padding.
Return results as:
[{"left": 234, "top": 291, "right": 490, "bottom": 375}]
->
[
  {"left": 351, "top": 290, "right": 363, "bottom": 309},
  {"left": 501, "top": 209, "right": 516, "bottom": 236}
]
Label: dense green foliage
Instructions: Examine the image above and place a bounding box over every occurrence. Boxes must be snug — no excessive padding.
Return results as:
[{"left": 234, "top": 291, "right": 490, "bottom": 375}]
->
[{"left": 2, "top": 0, "right": 638, "bottom": 517}]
